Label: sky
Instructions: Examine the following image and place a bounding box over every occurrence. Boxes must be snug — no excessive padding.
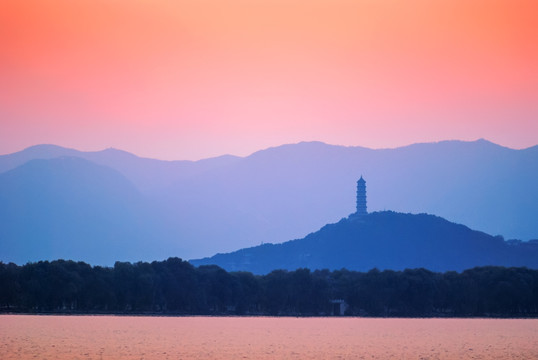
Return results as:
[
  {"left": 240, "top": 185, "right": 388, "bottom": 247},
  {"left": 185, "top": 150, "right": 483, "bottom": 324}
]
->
[{"left": 1, "top": 0, "right": 537, "bottom": 160}]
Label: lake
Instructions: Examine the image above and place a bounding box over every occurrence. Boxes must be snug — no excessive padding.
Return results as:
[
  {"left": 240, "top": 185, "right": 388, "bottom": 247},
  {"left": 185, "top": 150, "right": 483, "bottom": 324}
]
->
[{"left": 1, "top": 315, "right": 537, "bottom": 359}]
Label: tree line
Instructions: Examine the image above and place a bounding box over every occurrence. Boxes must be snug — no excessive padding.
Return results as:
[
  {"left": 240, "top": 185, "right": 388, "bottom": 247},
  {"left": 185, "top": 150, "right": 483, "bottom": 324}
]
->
[{"left": 1, "top": 258, "right": 537, "bottom": 317}]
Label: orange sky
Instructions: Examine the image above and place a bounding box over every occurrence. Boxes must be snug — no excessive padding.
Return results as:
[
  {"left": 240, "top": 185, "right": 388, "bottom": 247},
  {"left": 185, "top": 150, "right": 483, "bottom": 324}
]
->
[{"left": 1, "top": 0, "right": 537, "bottom": 159}]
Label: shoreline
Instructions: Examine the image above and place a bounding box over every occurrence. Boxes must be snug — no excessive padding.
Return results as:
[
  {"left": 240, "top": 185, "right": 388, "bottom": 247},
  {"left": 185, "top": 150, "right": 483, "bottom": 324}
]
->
[{"left": 2, "top": 312, "right": 538, "bottom": 320}]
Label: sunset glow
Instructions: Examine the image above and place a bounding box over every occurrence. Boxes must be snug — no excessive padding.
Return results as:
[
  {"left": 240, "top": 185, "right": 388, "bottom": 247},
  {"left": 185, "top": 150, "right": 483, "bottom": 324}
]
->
[{"left": 1, "top": 0, "right": 537, "bottom": 159}]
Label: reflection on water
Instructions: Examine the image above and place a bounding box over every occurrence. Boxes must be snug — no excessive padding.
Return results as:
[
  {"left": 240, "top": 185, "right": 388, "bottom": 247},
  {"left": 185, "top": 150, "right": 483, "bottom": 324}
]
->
[{"left": 1, "top": 315, "right": 537, "bottom": 359}]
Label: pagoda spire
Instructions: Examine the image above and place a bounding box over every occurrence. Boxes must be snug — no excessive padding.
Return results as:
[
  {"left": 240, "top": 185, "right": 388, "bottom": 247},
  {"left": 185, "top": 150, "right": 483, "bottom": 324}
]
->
[{"left": 356, "top": 176, "right": 367, "bottom": 215}]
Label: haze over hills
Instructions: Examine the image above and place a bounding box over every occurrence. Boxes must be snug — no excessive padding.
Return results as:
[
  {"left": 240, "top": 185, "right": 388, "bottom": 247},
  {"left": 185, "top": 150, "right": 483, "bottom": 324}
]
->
[
  {"left": 0, "top": 139, "right": 537, "bottom": 264},
  {"left": 0, "top": 157, "right": 177, "bottom": 264},
  {"left": 190, "top": 211, "right": 538, "bottom": 274},
  {"left": 0, "top": 144, "right": 240, "bottom": 194}
]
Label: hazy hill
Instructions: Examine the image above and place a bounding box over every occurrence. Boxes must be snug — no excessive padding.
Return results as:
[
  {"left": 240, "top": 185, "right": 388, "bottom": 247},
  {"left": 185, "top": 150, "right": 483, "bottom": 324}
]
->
[
  {"left": 0, "top": 157, "right": 179, "bottom": 264},
  {"left": 190, "top": 211, "right": 538, "bottom": 274},
  {"left": 0, "top": 144, "right": 240, "bottom": 194},
  {"left": 159, "top": 139, "right": 538, "bottom": 256},
  {"left": 1, "top": 139, "right": 537, "bottom": 262}
]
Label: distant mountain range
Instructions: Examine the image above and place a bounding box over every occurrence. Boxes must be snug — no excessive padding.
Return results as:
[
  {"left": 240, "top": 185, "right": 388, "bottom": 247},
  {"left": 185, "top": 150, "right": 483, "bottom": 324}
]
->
[
  {"left": 191, "top": 211, "right": 538, "bottom": 274},
  {"left": 0, "top": 139, "right": 537, "bottom": 264},
  {"left": 0, "top": 157, "right": 174, "bottom": 264}
]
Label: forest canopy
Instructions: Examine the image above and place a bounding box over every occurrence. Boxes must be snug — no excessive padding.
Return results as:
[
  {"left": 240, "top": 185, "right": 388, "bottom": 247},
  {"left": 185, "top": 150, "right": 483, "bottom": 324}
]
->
[{"left": 1, "top": 258, "right": 537, "bottom": 317}]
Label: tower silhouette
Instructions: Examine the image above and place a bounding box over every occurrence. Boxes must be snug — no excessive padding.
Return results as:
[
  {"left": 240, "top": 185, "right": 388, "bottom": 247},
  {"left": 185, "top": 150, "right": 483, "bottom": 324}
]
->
[{"left": 356, "top": 176, "right": 367, "bottom": 215}]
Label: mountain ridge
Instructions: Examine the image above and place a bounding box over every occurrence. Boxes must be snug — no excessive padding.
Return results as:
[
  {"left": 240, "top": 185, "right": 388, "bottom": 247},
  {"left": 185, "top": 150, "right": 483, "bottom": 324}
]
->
[
  {"left": 0, "top": 144, "right": 241, "bottom": 193},
  {"left": 1, "top": 139, "right": 537, "bottom": 264},
  {"left": 2, "top": 139, "right": 534, "bottom": 167},
  {"left": 0, "top": 156, "right": 176, "bottom": 265}
]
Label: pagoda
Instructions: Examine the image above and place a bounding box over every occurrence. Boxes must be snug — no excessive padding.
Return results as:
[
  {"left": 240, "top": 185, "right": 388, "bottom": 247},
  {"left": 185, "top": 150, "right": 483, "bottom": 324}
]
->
[{"left": 356, "top": 176, "right": 367, "bottom": 215}]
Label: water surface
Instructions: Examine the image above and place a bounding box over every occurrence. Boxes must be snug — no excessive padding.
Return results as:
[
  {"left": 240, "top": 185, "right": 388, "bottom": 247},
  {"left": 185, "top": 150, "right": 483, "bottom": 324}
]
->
[{"left": 1, "top": 315, "right": 537, "bottom": 359}]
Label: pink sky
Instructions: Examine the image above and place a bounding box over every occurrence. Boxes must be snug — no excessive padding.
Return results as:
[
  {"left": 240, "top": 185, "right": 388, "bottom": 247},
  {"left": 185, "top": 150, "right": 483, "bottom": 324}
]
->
[{"left": 1, "top": 0, "right": 537, "bottom": 160}]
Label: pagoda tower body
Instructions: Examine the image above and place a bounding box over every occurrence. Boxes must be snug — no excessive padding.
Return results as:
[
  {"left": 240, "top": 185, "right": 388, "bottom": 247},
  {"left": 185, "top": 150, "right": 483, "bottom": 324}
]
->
[{"left": 356, "top": 176, "right": 367, "bottom": 215}]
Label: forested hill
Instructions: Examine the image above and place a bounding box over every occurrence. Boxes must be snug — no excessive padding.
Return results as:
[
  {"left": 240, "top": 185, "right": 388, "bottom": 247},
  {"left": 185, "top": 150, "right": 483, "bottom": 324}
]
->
[{"left": 191, "top": 211, "right": 538, "bottom": 274}]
